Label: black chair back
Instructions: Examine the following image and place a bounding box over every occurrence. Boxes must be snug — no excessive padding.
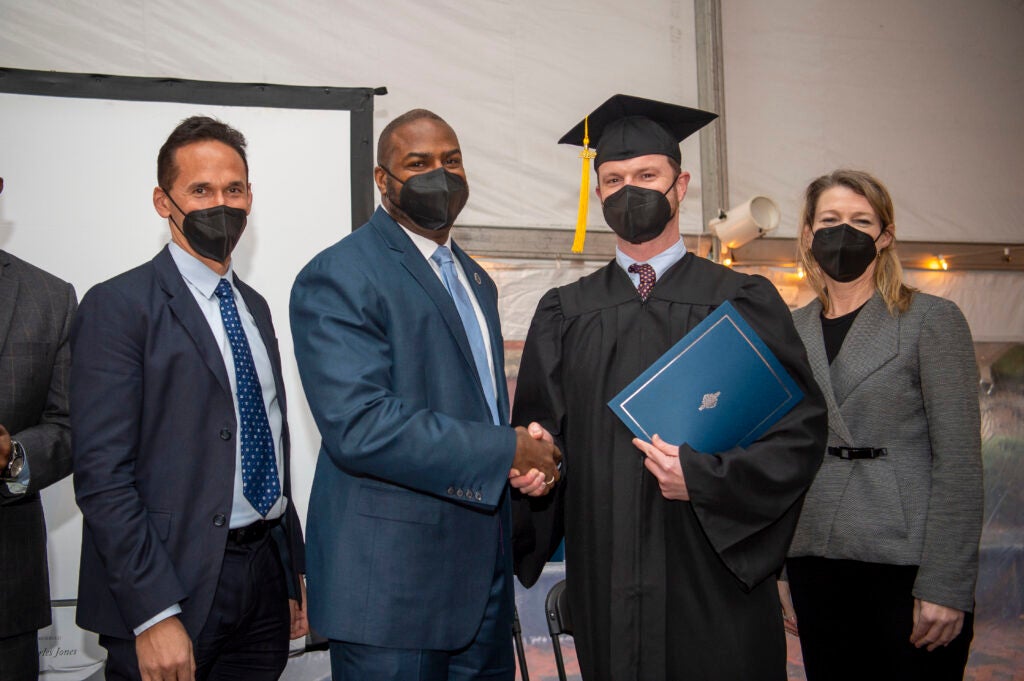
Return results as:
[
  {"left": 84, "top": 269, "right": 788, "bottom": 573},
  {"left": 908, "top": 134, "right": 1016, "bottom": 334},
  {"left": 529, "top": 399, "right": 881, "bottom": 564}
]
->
[{"left": 545, "top": 579, "right": 573, "bottom": 681}]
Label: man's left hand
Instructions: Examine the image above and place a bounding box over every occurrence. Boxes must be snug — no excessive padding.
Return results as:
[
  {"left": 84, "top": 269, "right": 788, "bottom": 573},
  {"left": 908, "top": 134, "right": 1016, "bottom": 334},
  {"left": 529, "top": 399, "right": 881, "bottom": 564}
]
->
[
  {"left": 289, "top": 577, "right": 309, "bottom": 640},
  {"left": 910, "top": 599, "right": 964, "bottom": 651},
  {"left": 634, "top": 434, "right": 689, "bottom": 501}
]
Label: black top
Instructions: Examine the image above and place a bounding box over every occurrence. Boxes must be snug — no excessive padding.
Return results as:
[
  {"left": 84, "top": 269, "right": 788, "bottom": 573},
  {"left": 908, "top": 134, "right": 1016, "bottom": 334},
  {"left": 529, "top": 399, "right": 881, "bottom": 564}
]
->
[{"left": 821, "top": 303, "right": 867, "bottom": 364}]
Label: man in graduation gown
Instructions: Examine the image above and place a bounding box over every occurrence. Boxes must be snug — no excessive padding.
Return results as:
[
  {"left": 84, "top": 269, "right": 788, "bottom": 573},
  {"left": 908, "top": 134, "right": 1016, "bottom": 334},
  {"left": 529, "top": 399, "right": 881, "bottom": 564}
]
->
[{"left": 512, "top": 94, "right": 828, "bottom": 681}]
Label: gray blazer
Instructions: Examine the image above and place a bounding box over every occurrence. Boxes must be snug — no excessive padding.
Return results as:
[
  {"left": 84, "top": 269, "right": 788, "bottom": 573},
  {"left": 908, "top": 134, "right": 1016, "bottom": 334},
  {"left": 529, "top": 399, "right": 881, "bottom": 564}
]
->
[
  {"left": 788, "top": 292, "right": 983, "bottom": 612},
  {"left": 0, "top": 250, "right": 77, "bottom": 637}
]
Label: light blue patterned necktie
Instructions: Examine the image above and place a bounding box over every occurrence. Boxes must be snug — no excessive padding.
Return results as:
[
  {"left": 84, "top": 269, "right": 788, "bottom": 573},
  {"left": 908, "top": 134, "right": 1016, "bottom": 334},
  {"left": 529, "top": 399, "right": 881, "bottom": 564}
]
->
[
  {"left": 214, "top": 278, "right": 280, "bottom": 516},
  {"left": 431, "top": 246, "right": 499, "bottom": 425}
]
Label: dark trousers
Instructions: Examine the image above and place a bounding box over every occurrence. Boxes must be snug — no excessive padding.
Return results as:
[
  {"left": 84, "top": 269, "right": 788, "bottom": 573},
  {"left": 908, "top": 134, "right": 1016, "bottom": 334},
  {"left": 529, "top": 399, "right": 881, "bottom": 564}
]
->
[
  {"left": 0, "top": 630, "right": 39, "bottom": 681},
  {"left": 787, "top": 557, "right": 974, "bottom": 681},
  {"left": 102, "top": 534, "right": 291, "bottom": 681},
  {"left": 329, "top": 544, "right": 514, "bottom": 681}
]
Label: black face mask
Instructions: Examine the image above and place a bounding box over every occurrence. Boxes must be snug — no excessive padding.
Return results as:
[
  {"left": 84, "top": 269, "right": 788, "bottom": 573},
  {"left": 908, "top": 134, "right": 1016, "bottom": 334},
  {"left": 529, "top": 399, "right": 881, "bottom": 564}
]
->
[
  {"left": 811, "top": 223, "right": 883, "bottom": 282},
  {"left": 601, "top": 178, "right": 678, "bottom": 244},
  {"left": 382, "top": 166, "right": 469, "bottom": 231},
  {"left": 164, "top": 192, "right": 247, "bottom": 264}
]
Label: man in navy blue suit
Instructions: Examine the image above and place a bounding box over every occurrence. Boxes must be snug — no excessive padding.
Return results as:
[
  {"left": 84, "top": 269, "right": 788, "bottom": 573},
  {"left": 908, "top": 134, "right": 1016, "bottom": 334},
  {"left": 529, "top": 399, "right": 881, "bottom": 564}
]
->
[
  {"left": 290, "top": 109, "right": 561, "bottom": 681},
  {"left": 72, "top": 116, "right": 308, "bottom": 681}
]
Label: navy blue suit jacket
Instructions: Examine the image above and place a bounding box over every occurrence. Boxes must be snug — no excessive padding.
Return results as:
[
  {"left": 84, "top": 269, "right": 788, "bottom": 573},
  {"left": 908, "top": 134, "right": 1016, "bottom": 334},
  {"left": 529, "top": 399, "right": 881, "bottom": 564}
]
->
[
  {"left": 71, "top": 246, "right": 304, "bottom": 639},
  {"left": 290, "top": 208, "right": 516, "bottom": 650}
]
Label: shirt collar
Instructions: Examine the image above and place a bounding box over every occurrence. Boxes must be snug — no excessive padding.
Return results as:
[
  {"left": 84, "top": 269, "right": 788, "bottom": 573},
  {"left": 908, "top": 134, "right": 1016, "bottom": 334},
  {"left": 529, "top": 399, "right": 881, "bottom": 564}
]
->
[
  {"left": 615, "top": 237, "right": 687, "bottom": 280},
  {"left": 396, "top": 221, "right": 453, "bottom": 262},
  {"left": 168, "top": 241, "right": 235, "bottom": 299}
]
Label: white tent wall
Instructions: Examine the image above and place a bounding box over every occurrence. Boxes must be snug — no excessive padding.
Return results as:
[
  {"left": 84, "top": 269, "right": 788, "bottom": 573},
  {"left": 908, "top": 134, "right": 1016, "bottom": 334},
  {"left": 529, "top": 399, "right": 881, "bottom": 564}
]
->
[
  {"left": 717, "top": 0, "right": 1024, "bottom": 343},
  {"left": 722, "top": 0, "right": 1024, "bottom": 244},
  {"left": 0, "top": 0, "right": 707, "bottom": 233}
]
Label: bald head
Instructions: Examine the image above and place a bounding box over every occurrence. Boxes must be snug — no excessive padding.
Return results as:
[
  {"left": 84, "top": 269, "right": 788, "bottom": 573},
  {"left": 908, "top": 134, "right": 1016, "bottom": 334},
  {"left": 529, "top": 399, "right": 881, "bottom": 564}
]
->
[{"left": 376, "top": 109, "right": 454, "bottom": 168}]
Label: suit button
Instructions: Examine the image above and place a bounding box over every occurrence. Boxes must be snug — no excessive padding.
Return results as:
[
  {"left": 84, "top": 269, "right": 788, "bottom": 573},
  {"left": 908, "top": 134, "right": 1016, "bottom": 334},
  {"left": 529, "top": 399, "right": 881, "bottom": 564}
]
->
[
  {"left": 475, "top": 492, "right": 483, "bottom": 501},
  {"left": 456, "top": 489, "right": 464, "bottom": 497},
  {"left": 213, "top": 514, "right": 226, "bottom": 527},
  {"left": 464, "top": 489, "right": 473, "bottom": 498},
  {"left": 447, "top": 486, "right": 455, "bottom": 495},
  {"left": 220, "top": 428, "right": 232, "bottom": 441}
]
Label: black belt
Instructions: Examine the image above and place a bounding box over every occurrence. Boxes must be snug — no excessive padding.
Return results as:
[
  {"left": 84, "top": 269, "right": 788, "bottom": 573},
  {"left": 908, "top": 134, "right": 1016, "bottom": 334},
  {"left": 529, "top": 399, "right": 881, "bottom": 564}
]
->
[
  {"left": 828, "top": 446, "right": 888, "bottom": 460},
  {"left": 227, "top": 517, "right": 281, "bottom": 544}
]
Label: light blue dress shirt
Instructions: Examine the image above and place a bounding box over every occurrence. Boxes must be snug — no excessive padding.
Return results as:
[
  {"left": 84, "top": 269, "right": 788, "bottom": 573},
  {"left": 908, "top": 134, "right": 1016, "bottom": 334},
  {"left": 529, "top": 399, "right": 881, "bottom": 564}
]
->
[
  {"left": 615, "top": 237, "right": 688, "bottom": 288},
  {"left": 398, "top": 225, "right": 497, "bottom": 404},
  {"left": 168, "top": 243, "right": 286, "bottom": 528}
]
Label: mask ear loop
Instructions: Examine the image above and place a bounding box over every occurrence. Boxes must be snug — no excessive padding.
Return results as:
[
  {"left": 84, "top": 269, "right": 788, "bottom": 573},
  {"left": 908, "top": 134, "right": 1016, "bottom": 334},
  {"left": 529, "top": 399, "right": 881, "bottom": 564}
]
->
[
  {"left": 663, "top": 172, "right": 682, "bottom": 222},
  {"left": 160, "top": 187, "right": 189, "bottom": 236},
  {"left": 873, "top": 225, "right": 893, "bottom": 259},
  {"left": 378, "top": 166, "right": 406, "bottom": 210},
  {"left": 379, "top": 165, "right": 406, "bottom": 186}
]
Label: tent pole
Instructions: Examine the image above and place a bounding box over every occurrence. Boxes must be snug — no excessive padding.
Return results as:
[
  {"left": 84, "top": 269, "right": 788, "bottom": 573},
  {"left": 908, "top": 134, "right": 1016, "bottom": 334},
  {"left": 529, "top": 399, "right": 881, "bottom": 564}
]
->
[{"left": 694, "top": 0, "right": 729, "bottom": 262}]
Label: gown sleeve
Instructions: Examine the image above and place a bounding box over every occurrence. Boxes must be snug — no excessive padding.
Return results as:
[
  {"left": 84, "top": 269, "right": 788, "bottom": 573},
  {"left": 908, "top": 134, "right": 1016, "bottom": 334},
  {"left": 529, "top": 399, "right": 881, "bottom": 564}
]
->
[
  {"left": 681, "top": 274, "right": 828, "bottom": 589},
  {"left": 510, "top": 287, "right": 568, "bottom": 587}
]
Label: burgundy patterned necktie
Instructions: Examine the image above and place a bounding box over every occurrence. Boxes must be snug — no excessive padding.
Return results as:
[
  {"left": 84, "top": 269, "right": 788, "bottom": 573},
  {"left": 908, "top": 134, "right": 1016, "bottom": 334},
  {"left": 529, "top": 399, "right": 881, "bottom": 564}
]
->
[{"left": 628, "top": 263, "right": 656, "bottom": 301}]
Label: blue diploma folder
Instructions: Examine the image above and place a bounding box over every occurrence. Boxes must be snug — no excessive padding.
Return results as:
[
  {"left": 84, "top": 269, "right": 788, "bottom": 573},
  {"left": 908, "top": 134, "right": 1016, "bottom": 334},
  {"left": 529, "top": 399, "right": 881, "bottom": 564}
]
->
[{"left": 608, "top": 301, "right": 803, "bottom": 453}]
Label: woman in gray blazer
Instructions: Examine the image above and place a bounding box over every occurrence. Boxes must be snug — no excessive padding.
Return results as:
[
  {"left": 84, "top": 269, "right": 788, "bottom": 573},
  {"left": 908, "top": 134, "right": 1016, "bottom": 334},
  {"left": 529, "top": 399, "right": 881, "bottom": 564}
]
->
[{"left": 781, "top": 169, "right": 983, "bottom": 681}]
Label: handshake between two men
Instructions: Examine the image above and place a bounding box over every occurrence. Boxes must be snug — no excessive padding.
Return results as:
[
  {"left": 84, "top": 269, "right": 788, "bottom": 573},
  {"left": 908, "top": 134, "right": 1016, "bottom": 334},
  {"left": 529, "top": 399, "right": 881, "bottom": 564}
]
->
[{"left": 509, "top": 422, "right": 561, "bottom": 498}]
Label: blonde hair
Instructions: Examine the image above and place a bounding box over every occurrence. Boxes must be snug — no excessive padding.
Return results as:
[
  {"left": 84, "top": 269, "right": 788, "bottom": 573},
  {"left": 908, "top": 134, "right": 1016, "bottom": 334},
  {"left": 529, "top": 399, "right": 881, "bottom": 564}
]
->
[{"left": 797, "top": 169, "right": 915, "bottom": 315}]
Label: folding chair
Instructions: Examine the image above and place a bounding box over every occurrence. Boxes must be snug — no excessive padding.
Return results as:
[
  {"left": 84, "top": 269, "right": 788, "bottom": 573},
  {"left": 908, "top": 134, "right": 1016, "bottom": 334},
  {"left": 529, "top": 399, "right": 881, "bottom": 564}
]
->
[
  {"left": 545, "top": 579, "right": 573, "bottom": 681},
  {"left": 513, "top": 604, "right": 530, "bottom": 681}
]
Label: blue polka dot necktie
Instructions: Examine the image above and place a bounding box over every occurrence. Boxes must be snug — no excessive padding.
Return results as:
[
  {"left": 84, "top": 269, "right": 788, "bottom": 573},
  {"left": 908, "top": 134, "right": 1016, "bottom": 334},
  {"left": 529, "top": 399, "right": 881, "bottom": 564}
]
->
[
  {"left": 214, "top": 278, "right": 280, "bottom": 516},
  {"left": 628, "top": 263, "right": 656, "bottom": 301},
  {"left": 431, "top": 246, "right": 500, "bottom": 425}
]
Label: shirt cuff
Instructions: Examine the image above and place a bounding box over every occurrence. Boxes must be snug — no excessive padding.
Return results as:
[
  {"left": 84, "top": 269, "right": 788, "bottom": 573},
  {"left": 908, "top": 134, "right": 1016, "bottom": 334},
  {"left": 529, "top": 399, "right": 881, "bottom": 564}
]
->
[{"left": 133, "top": 604, "right": 183, "bottom": 637}]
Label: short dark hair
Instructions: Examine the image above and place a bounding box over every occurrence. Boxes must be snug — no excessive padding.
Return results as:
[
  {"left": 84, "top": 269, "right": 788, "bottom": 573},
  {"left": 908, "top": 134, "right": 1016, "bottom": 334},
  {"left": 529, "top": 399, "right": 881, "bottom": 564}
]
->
[
  {"left": 157, "top": 116, "right": 248, "bottom": 190},
  {"left": 376, "top": 109, "right": 448, "bottom": 167}
]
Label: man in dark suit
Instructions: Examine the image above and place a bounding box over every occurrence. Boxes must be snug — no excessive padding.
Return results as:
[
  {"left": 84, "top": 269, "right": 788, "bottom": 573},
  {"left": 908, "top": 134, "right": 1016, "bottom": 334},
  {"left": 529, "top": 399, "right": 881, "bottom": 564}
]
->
[
  {"left": 0, "top": 175, "right": 78, "bottom": 681},
  {"left": 71, "top": 117, "right": 307, "bottom": 681},
  {"left": 290, "top": 109, "right": 561, "bottom": 681}
]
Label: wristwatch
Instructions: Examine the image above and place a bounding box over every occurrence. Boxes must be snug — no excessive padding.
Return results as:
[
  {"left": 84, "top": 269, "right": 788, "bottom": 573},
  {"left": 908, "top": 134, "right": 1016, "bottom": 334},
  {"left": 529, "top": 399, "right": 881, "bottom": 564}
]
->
[{"left": 3, "top": 439, "right": 25, "bottom": 480}]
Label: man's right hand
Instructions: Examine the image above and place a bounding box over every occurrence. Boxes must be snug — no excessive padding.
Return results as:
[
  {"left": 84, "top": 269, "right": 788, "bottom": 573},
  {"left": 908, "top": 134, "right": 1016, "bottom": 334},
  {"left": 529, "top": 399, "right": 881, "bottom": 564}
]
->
[
  {"left": 135, "top": 616, "right": 195, "bottom": 681},
  {"left": 0, "top": 424, "right": 11, "bottom": 471},
  {"left": 512, "top": 424, "right": 561, "bottom": 494}
]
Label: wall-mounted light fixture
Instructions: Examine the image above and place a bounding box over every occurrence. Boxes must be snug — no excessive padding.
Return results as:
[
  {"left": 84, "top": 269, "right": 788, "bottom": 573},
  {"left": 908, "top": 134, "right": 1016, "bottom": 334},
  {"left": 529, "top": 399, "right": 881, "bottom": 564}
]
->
[{"left": 709, "top": 196, "right": 781, "bottom": 261}]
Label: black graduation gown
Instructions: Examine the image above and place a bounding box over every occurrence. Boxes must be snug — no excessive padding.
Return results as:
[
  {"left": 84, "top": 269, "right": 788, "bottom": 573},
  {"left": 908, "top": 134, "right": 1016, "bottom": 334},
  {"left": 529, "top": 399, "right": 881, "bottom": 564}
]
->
[{"left": 512, "top": 254, "right": 827, "bottom": 681}]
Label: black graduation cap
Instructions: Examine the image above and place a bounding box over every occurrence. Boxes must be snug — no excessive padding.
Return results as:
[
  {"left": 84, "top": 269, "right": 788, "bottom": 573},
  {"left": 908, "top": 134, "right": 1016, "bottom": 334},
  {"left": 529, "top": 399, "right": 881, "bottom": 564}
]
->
[
  {"left": 560, "top": 94, "right": 717, "bottom": 253},
  {"left": 559, "top": 94, "right": 717, "bottom": 167}
]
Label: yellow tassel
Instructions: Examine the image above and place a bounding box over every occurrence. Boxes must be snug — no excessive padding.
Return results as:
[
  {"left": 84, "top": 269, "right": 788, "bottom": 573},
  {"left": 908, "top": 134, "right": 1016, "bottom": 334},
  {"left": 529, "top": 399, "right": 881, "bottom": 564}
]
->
[{"left": 572, "top": 116, "right": 596, "bottom": 253}]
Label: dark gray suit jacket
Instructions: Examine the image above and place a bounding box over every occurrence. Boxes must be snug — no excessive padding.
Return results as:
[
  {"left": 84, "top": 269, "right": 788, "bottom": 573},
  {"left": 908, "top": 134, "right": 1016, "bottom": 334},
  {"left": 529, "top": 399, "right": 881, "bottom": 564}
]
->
[
  {"left": 0, "top": 250, "right": 77, "bottom": 638},
  {"left": 788, "top": 292, "right": 983, "bottom": 611}
]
